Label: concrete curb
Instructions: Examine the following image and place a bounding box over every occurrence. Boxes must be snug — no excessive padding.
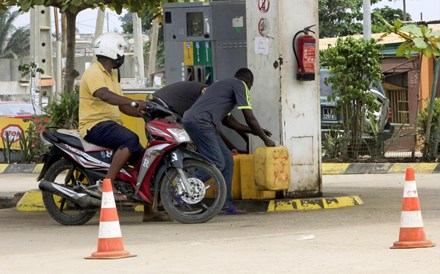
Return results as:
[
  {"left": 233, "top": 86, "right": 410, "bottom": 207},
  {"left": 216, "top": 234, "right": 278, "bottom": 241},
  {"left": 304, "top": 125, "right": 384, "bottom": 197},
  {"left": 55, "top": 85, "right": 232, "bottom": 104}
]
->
[
  {"left": 322, "top": 162, "right": 440, "bottom": 174},
  {"left": 16, "top": 190, "right": 45, "bottom": 212}
]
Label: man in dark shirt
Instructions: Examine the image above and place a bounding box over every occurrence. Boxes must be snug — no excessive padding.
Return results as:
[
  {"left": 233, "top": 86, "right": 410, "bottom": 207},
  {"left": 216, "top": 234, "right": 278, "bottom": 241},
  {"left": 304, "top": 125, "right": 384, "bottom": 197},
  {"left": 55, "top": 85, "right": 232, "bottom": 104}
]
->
[
  {"left": 154, "top": 81, "right": 253, "bottom": 153},
  {"left": 182, "top": 68, "right": 275, "bottom": 214},
  {"left": 154, "top": 81, "right": 207, "bottom": 118}
]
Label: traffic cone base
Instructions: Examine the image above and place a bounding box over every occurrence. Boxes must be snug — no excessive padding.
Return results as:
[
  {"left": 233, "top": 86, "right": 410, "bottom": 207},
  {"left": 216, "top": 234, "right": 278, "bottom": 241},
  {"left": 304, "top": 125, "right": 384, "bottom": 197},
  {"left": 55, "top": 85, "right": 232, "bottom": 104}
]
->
[
  {"left": 391, "top": 240, "right": 435, "bottom": 249},
  {"left": 85, "top": 178, "right": 136, "bottom": 259},
  {"left": 86, "top": 250, "right": 136, "bottom": 259},
  {"left": 390, "top": 167, "right": 435, "bottom": 249}
]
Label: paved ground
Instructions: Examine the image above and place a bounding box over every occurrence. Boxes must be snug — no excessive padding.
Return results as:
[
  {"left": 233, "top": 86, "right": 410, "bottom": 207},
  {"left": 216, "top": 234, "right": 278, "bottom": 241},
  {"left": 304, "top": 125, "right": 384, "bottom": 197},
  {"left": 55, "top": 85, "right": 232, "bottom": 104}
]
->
[
  {"left": 0, "top": 173, "right": 439, "bottom": 273},
  {"left": 1, "top": 162, "right": 439, "bottom": 210}
]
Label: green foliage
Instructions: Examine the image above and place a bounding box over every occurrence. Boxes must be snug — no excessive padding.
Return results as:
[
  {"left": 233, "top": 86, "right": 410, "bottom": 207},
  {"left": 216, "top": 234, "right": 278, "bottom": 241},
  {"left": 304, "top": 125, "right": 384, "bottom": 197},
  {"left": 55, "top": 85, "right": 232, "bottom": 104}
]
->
[
  {"left": 417, "top": 98, "right": 440, "bottom": 138},
  {"left": 416, "top": 98, "right": 440, "bottom": 159},
  {"left": 120, "top": 11, "right": 155, "bottom": 34},
  {"left": 322, "top": 128, "right": 343, "bottom": 159},
  {"left": 0, "top": 8, "right": 30, "bottom": 58},
  {"left": 9, "top": 0, "right": 164, "bottom": 92},
  {"left": 0, "top": 116, "right": 49, "bottom": 164},
  {"left": 1, "top": 132, "right": 13, "bottom": 164},
  {"left": 18, "top": 116, "right": 49, "bottom": 163},
  {"left": 318, "top": 0, "right": 410, "bottom": 38},
  {"left": 318, "top": 0, "right": 382, "bottom": 38},
  {"left": 11, "top": 0, "right": 162, "bottom": 17},
  {"left": 320, "top": 36, "right": 383, "bottom": 157},
  {"left": 382, "top": 19, "right": 440, "bottom": 59},
  {"left": 44, "top": 91, "right": 79, "bottom": 129},
  {"left": 372, "top": 6, "right": 411, "bottom": 33},
  {"left": 18, "top": 62, "right": 44, "bottom": 78},
  {"left": 2, "top": 27, "right": 30, "bottom": 58},
  {"left": 383, "top": 20, "right": 440, "bottom": 160}
]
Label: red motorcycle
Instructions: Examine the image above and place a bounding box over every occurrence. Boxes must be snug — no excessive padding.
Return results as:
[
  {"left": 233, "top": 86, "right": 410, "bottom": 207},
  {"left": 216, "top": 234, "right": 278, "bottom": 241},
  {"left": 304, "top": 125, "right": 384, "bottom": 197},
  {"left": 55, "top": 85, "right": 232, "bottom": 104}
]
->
[{"left": 37, "top": 98, "right": 226, "bottom": 225}]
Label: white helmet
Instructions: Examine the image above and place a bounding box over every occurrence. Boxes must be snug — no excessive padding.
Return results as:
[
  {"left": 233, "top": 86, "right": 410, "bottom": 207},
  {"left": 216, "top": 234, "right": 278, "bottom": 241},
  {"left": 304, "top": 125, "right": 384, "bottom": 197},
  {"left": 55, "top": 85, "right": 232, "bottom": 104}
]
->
[{"left": 93, "top": 32, "right": 128, "bottom": 60}]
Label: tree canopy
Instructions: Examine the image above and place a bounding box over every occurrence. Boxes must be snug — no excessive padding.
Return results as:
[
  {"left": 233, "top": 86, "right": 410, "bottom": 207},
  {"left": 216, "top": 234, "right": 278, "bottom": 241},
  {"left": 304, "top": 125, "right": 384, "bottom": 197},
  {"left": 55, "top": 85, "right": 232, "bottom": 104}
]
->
[
  {"left": 0, "top": 9, "right": 29, "bottom": 58},
  {"left": 318, "top": 0, "right": 410, "bottom": 38},
  {"left": 4, "top": 0, "right": 164, "bottom": 92},
  {"left": 6, "top": 0, "right": 163, "bottom": 16},
  {"left": 320, "top": 37, "right": 383, "bottom": 157}
]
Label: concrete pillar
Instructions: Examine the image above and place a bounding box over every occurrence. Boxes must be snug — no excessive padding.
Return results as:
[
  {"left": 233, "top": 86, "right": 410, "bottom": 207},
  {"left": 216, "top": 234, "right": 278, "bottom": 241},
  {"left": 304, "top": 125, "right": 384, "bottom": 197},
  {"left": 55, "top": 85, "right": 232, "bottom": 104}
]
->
[
  {"left": 246, "top": 0, "right": 321, "bottom": 197},
  {"left": 133, "top": 13, "right": 146, "bottom": 87},
  {"left": 147, "top": 16, "right": 160, "bottom": 86},
  {"left": 30, "top": 6, "right": 53, "bottom": 78},
  {"left": 30, "top": 6, "right": 53, "bottom": 105}
]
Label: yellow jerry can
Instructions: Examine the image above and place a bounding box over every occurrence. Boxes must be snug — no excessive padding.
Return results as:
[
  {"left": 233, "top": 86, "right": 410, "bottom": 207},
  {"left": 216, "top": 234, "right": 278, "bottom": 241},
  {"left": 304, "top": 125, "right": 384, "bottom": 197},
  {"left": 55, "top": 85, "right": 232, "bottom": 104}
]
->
[
  {"left": 240, "top": 154, "right": 276, "bottom": 200},
  {"left": 254, "top": 146, "right": 291, "bottom": 191},
  {"left": 204, "top": 154, "right": 242, "bottom": 199},
  {"left": 231, "top": 155, "right": 242, "bottom": 200}
]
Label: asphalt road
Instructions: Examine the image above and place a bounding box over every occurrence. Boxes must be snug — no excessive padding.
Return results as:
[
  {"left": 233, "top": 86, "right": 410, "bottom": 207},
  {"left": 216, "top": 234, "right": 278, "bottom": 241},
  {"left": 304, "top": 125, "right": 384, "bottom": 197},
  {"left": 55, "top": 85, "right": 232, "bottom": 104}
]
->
[{"left": 0, "top": 173, "right": 439, "bottom": 273}]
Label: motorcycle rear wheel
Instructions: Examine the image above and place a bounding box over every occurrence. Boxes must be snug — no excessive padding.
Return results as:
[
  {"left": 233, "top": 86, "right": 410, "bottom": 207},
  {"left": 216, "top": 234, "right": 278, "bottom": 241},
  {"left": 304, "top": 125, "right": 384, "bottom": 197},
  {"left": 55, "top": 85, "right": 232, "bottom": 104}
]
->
[
  {"left": 160, "top": 159, "right": 226, "bottom": 224},
  {"left": 42, "top": 159, "right": 97, "bottom": 225}
]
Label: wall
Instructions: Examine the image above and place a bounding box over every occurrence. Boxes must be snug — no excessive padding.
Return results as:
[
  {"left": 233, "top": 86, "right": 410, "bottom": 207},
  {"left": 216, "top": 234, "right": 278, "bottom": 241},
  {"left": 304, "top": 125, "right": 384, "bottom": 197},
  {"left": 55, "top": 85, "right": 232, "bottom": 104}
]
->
[
  {"left": 246, "top": 0, "right": 321, "bottom": 197},
  {"left": 0, "top": 56, "right": 140, "bottom": 98}
]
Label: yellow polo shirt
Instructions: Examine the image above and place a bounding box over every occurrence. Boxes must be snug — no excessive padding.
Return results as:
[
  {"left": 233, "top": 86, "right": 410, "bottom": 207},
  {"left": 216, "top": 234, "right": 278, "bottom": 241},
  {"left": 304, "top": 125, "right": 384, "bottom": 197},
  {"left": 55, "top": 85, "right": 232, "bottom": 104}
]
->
[{"left": 79, "top": 62, "right": 124, "bottom": 137}]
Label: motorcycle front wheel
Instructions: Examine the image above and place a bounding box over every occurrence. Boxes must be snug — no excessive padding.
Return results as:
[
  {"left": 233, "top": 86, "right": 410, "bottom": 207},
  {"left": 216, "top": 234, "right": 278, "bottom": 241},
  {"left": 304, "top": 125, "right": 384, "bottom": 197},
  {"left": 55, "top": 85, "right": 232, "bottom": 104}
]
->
[
  {"left": 42, "top": 159, "right": 98, "bottom": 225},
  {"left": 160, "top": 159, "right": 226, "bottom": 224}
]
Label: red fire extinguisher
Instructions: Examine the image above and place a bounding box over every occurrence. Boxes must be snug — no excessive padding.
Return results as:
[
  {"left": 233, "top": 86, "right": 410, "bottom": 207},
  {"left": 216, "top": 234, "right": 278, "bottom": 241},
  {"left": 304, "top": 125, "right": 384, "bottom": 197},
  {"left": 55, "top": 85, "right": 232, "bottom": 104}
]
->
[{"left": 293, "top": 25, "right": 316, "bottom": 81}]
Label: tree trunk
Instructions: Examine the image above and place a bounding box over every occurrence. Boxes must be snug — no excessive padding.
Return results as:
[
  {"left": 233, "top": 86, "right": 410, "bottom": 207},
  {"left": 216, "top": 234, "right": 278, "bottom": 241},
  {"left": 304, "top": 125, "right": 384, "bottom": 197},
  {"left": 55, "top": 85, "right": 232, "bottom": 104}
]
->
[
  {"left": 62, "top": 14, "right": 67, "bottom": 58},
  {"left": 64, "top": 11, "right": 79, "bottom": 92},
  {"left": 147, "top": 16, "right": 160, "bottom": 86}
]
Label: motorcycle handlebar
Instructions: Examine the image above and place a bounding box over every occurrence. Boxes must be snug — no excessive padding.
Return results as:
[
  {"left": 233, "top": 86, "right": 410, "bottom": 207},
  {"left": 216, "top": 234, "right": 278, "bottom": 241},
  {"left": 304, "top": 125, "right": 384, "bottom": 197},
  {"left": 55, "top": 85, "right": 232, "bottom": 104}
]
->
[{"left": 141, "top": 96, "right": 182, "bottom": 122}]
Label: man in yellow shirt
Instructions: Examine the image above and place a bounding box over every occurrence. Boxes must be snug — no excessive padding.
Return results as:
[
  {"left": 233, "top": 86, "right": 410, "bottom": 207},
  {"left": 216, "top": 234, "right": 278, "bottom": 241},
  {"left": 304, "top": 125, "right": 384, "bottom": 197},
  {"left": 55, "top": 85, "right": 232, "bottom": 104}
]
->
[{"left": 79, "top": 32, "right": 168, "bottom": 222}]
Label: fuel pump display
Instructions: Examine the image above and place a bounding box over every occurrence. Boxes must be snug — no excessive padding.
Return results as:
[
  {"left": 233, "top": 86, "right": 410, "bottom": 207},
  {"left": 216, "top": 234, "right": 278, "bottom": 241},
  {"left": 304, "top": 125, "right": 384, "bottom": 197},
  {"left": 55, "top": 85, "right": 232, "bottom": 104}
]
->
[
  {"left": 164, "top": 1, "right": 247, "bottom": 85},
  {"left": 293, "top": 25, "right": 316, "bottom": 81}
]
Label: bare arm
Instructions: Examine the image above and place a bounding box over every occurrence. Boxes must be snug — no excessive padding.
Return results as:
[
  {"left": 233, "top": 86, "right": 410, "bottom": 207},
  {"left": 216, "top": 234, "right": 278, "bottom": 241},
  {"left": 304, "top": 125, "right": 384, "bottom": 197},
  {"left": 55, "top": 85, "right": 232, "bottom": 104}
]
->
[
  {"left": 222, "top": 114, "right": 272, "bottom": 136},
  {"left": 222, "top": 115, "right": 252, "bottom": 134},
  {"left": 94, "top": 88, "right": 146, "bottom": 117},
  {"left": 241, "top": 109, "right": 275, "bottom": 147}
]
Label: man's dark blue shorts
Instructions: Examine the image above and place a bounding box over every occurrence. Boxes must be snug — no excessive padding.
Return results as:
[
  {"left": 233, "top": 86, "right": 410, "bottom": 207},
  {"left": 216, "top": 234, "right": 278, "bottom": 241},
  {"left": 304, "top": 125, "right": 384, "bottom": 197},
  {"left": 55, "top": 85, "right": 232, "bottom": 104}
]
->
[{"left": 84, "top": 120, "right": 143, "bottom": 154}]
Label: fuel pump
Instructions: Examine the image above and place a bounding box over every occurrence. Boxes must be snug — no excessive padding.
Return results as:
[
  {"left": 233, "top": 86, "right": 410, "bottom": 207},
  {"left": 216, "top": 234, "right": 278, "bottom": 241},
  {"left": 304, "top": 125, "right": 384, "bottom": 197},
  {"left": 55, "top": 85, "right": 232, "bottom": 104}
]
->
[{"left": 293, "top": 25, "right": 316, "bottom": 81}]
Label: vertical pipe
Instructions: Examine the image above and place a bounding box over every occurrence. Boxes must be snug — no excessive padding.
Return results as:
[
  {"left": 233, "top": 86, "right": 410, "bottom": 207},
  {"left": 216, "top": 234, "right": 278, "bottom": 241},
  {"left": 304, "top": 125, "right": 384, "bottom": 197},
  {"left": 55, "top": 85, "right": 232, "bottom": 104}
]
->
[
  {"left": 363, "top": 0, "right": 371, "bottom": 39},
  {"left": 133, "top": 13, "right": 146, "bottom": 87},
  {"left": 54, "top": 8, "right": 62, "bottom": 97}
]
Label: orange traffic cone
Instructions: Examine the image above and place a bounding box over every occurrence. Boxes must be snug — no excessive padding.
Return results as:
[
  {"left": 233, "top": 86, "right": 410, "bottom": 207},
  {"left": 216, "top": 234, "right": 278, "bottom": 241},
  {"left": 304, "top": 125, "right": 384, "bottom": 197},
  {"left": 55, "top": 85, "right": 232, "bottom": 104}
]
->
[
  {"left": 391, "top": 167, "right": 435, "bottom": 249},
  {"left": 85, "top": 178, "right": 136, "bottom": 259}
]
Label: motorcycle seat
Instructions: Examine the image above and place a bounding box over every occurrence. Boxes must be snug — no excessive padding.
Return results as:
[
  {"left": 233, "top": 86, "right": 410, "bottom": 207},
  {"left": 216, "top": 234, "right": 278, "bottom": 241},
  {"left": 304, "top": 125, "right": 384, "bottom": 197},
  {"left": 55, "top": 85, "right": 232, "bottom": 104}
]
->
[{"left": 55, "top": 129, "right": 112, "bottom": 152}]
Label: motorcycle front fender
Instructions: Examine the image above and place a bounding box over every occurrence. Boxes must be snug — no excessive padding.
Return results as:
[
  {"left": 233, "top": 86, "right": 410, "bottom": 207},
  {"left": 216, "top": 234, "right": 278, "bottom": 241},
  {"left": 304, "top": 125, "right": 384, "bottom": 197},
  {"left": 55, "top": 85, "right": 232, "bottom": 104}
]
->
[{"left": 36, "top": 149, "right": 62, "bottom": 181}]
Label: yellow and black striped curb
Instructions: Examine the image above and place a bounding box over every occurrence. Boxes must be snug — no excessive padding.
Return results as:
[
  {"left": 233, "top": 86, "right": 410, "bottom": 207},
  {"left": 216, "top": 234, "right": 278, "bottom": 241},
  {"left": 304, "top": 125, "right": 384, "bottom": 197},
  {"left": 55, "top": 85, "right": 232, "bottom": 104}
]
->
[
  {"left": 1, "top": 163, "right": 440, "bottom": 175},
  {"left": 0, "top": 163, "right": 43, "bottom": 174},
  {"left": 322, "top": 163, "right": 440, "bottom": 175},
  {"left": 232, "top": 195, "right": 363, "bottom": 213},
  {"left": 267, "top": 195, "right": 363, "bottom": 211},
  {"left": 15, "top": 189, "right": 364, "bottom": 213}
]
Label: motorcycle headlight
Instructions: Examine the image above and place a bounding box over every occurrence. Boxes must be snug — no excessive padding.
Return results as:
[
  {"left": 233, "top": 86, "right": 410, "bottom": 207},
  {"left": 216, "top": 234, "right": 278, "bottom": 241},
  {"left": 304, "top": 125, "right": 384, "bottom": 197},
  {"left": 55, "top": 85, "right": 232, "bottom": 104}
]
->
[{"left": 168, "top": 128, "right": 191, "bottom": 142}]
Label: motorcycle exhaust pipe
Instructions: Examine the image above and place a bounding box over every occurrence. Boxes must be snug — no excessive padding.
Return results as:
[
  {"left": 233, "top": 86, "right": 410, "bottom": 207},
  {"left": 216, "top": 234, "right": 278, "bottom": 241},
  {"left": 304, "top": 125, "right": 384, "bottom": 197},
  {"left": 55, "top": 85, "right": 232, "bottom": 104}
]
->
[{"left": 38, "top": 180, "right": 102, "bottom": 208}]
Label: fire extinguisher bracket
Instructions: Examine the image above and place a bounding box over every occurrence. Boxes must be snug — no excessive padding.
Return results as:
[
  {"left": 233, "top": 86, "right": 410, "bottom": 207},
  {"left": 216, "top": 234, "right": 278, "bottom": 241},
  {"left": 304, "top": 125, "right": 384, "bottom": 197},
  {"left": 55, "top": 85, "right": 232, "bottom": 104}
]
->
[{"left": 297, "top": 72, "right": 315, "bottom": 81}]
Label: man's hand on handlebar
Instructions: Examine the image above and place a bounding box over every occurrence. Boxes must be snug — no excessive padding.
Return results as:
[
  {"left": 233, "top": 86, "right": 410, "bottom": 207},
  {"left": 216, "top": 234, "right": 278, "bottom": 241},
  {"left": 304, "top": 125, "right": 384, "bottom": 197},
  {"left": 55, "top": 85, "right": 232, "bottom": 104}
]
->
[{"left": 131, "top": 100, "right": 147, "bottom": 114}]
